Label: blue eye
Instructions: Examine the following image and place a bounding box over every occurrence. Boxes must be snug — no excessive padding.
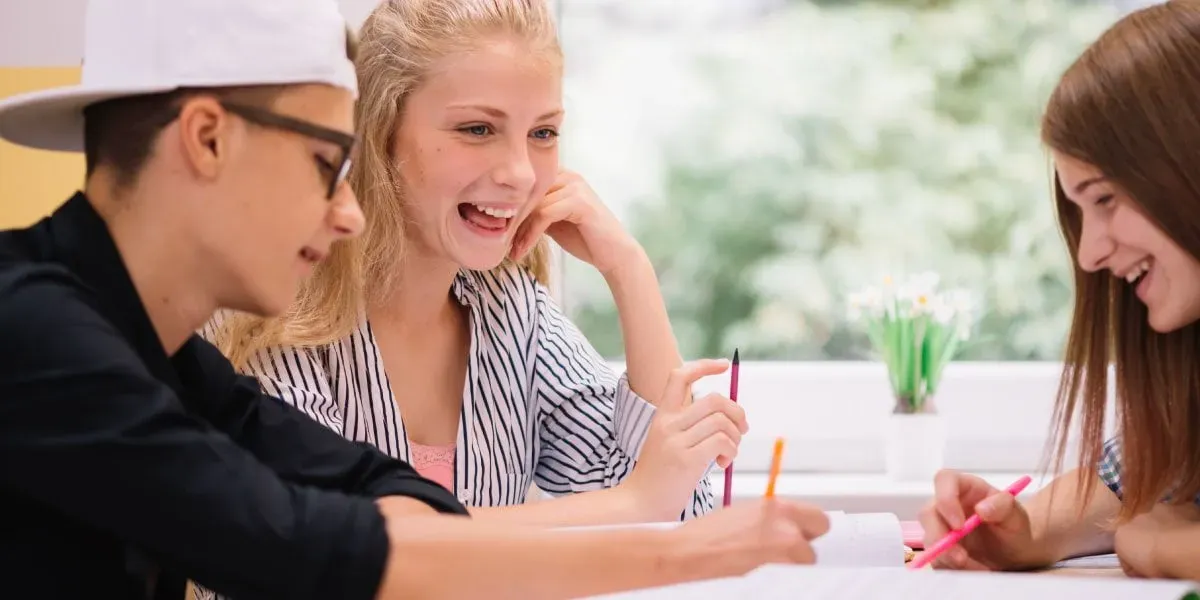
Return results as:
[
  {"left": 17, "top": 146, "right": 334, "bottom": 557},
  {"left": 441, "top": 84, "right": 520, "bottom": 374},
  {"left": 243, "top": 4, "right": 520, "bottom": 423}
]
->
[
  {"left": 531, "top": 128, "right": 558, "bottom": 140},
  {"left": 459, "top": 124, "right": 492, "bottom": 137}
]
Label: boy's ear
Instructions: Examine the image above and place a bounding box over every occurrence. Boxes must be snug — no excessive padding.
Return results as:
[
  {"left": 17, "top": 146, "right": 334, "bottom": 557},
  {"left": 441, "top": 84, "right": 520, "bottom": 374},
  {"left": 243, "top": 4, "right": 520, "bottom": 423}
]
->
[{"left": 176, "top": 96, "right": 231, "bottom": 180}]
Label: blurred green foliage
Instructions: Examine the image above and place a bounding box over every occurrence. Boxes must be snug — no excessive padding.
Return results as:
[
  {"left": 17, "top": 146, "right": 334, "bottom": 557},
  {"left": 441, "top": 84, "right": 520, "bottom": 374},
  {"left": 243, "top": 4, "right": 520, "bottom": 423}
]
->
[{"left": 561, "top": 0, "right": 1118, "bottom": 361}]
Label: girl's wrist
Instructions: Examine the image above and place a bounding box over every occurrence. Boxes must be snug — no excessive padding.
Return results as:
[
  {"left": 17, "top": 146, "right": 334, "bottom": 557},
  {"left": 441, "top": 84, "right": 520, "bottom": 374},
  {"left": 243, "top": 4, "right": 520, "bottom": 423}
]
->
[
  {"left": 599, "top": 240, "right": 652, "bottom": 283},
  {"left": 617, "top": 470, "right": 686, "bottom": 523}
]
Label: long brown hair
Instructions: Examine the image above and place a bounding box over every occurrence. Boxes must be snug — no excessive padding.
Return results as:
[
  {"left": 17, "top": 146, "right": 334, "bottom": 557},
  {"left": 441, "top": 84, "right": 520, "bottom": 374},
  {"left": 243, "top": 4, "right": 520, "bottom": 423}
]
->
[
  {"left": 1043, "top": 0, "right": 1200, "bottom": 520},
  {"left": 212, "top": 0, "right": 560, "bottom": 368}
]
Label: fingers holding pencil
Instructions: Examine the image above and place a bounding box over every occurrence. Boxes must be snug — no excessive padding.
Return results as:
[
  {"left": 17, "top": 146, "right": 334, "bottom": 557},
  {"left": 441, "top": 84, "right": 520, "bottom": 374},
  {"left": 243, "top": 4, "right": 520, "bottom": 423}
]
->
[
  {"left": 624, "top": 359, "right": 746, "bottom": 519},
  {"left": 915, "top": 470, "right": 1038, "bottom": 571},
  {"left": 675, "top": 494, "right": 831, "bottom": 577}
]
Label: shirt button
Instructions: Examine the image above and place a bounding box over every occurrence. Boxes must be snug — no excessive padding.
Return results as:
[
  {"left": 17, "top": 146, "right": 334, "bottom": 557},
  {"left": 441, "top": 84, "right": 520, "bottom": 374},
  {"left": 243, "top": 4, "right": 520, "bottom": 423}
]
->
[{"left": 458, "top": 487, "right": 471, "bottom": 502}]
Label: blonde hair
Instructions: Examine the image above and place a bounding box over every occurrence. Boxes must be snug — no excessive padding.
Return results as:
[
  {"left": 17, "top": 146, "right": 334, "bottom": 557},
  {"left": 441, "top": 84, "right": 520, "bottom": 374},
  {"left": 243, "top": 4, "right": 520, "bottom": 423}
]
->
[{"left": 215, "top": 0, "right": 561, "bottom": 368}]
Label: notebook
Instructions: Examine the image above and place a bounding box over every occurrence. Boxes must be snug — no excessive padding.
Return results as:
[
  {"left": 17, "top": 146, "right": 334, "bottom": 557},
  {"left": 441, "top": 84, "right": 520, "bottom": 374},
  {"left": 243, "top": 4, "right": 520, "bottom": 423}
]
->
[
  {"left": 811, "top": 511, "right": 906, "bottom": 566},
  {"left": 556, "top": 511, "right": 907, "bottom": 567},
  {"left": 1053, "top": 553, "right": 1121, "bottom": 569},
  {"left": 590, "top": 565, "right": 1200, "bottom": 599}
]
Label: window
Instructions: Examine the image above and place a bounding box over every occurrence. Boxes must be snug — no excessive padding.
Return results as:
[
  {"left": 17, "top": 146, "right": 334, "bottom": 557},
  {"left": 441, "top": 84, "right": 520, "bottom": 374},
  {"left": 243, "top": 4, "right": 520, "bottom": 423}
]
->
[{"left": 554, "top": 0, "right": 1129, "bottom": 478}]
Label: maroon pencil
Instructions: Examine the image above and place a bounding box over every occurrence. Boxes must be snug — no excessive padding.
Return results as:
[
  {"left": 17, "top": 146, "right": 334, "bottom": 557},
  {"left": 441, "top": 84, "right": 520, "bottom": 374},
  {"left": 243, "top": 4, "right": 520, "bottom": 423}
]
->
[{"left": 723, "top": 348, "right": 739, "bottom": 507}]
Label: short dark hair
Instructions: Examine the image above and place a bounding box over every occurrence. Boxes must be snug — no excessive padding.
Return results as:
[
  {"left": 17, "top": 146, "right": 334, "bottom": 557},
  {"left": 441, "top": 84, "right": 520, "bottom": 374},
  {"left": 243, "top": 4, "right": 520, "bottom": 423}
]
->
[{"left": 82, "top": 25, "right": 359, "bottom": 190}]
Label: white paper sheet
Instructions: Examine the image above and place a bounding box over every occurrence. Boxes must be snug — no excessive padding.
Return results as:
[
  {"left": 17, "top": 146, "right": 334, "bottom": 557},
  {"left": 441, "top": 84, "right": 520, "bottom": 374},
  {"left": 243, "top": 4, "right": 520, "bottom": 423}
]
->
[
  {"left": 555, "top": 511, "right": 904, "bottom": 567},
  {"left": 555, "top": 512, "right": 848, "bottom": 534},
  {"left": 591, "top": 565, "right": 1200, "bottom": 599},
  {"left": 812, "top": 512, "right": 905, "bottom": 567}
]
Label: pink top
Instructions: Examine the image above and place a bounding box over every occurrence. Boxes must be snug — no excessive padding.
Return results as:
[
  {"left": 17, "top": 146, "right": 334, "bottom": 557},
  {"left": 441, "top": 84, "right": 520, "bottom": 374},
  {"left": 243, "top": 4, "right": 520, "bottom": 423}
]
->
[{"left": 408, "top": 442, "right": 456, "bottom": 493}]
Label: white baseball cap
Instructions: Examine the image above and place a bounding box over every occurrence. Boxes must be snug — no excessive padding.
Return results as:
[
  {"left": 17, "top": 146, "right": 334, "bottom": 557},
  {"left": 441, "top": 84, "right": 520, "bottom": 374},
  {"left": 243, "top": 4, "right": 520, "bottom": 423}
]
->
[{"left": 0, "top": 0, "right": 358, "bottom": 153}]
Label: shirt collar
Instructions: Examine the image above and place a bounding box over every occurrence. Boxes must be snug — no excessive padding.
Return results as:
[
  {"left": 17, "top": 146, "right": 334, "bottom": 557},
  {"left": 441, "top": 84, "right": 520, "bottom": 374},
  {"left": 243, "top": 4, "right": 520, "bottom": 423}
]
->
[
  {"left": 451, "top": 269, "right": 480, "bottom": 307},
  {"left": 48, "top": 192, "right": 184, "bottom": 393}
]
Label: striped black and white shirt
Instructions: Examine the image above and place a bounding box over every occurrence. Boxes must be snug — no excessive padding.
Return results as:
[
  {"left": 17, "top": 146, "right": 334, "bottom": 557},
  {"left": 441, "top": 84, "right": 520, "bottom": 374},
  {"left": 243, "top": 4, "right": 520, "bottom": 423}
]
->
[{"left": 202, "top": 263, "right": 714, "bottom": 517}]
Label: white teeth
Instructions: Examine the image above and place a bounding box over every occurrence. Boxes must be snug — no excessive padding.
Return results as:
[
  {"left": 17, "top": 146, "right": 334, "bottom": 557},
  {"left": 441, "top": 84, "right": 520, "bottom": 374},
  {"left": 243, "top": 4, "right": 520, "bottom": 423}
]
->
[
  {"left": 1125, "top": 259, "right": 1151, "bottom": 283},
  {"left": 475, "top": 204, "right": 517, "bottom": 219}
]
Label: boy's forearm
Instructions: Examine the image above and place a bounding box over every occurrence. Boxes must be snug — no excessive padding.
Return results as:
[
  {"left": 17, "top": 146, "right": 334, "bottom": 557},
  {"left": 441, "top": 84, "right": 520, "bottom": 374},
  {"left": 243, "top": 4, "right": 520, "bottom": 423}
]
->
[
  {"left": 467, "top": 485, "right": 649, "bottom": 527},
  {"left": 374, "top": 515, "right": 700, "bottom": 599}
]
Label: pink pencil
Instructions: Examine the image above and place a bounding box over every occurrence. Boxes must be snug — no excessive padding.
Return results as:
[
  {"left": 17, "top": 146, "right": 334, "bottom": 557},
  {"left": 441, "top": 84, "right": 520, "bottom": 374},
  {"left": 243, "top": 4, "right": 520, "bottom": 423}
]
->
[
  {"left": 722, "top": 349, "right": 739, "bottom": 508},
  {"left": 908, "top": 475, "right": 1033, "bottom": 569}
]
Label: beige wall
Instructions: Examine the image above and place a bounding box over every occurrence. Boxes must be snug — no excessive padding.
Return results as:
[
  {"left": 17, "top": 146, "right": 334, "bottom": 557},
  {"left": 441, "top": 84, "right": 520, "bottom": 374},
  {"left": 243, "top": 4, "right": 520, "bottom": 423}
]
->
[{"left": 0, "top": 68, "right": 83, "bottom": 228}]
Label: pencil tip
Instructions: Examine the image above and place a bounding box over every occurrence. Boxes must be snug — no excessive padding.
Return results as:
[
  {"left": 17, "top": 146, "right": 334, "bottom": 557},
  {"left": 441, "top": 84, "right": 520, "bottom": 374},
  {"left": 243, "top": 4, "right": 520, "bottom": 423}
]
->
[{"left": 732, "top": 348, "right": 739, "bottom": 363}]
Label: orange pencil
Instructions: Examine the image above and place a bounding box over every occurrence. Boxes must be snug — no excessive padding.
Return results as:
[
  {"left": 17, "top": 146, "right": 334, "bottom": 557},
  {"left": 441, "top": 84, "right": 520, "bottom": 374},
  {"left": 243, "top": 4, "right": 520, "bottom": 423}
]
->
[{"left": 765, "top": 437, "right": 785, "bottom": 498}]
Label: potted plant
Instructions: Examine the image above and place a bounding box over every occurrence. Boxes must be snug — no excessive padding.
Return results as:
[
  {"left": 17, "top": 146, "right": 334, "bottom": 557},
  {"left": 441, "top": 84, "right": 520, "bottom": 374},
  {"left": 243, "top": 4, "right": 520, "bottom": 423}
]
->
[{"left": 847, "top": 272, "right": 975, "bottom": 480}]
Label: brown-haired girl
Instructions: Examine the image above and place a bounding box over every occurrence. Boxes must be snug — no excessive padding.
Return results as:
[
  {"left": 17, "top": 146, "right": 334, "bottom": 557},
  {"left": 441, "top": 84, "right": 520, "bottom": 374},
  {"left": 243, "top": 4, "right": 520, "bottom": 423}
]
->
[{"left": 919, "top": 1, "right": 1200, "bottom": 580}]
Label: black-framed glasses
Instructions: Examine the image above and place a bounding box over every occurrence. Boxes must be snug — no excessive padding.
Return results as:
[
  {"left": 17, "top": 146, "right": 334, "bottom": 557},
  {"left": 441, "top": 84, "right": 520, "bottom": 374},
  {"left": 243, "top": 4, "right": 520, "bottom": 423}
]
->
[{"left": 221, "top": 102, "right": 357, "bottom": 199}]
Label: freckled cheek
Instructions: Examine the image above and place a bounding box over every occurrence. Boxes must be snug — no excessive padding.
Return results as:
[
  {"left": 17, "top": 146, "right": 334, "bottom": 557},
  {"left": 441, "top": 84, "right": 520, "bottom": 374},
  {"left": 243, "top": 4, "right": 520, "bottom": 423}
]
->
[
  {"left": 412, "top": 165, "right": 480, "bottom": 225},
  {"left": 401, "top": 150, "right": 445, "bottom": 195},
  {"left": 428, "top": 145, "right": 491, "bottom": 189}
]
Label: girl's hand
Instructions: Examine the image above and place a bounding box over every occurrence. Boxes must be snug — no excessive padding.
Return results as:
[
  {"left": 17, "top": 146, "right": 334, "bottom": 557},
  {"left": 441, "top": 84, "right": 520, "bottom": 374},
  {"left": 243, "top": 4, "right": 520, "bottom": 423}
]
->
[
  {"left": 917, "top": 470, "right": 1040, "bottom": 571},
  {"left": 622, "top": 359, "right": 748, "bottom": 520},
  {"left": 1114, "top": 502, "right": 1200, "bottom": 578},
  {"left": 510, "top": 169, "right": 642, "bottom": 277}
]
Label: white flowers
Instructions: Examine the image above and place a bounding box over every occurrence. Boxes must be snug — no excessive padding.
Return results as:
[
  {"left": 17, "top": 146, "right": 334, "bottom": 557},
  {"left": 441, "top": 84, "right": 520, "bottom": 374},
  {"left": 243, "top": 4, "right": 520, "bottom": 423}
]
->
[
  {"left": 848, "top": 272, "right": 974, "bottom": 340},
  {"left": 846, "top": 272, "right": 977, "bottom": 412}
]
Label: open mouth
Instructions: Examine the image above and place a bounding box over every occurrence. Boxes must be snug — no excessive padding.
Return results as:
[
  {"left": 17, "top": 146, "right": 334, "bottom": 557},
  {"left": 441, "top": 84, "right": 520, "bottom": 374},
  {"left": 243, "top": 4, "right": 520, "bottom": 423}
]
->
[
  {"left": 1125, "top": 258, "right": 1152, "bottom": 286},
  {"left": 458, "top": 202, "right": 517, "bottom": 235},
  {"left": 1125, "top": 257, "right": 1156, "bottom": 301},
  {"left": 299, "top": 246, "right": 324, "bottom": 264}
]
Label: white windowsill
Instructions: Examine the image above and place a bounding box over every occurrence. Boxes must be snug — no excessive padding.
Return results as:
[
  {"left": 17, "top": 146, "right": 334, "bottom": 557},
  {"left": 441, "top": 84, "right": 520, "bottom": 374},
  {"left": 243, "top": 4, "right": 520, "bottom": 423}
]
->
[
  {"left": 606, "top": 360, "right": 1115, "bottom": 475},
  {"left": 715, "top": 471, "right": 1048, "bottom": 520}
]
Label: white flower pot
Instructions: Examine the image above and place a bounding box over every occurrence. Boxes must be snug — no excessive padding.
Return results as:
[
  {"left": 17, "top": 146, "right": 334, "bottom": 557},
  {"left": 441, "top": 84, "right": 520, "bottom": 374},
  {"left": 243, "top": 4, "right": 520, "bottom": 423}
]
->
[{"left": 884, "top": 412, "right": 946, "bottom": 481}]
